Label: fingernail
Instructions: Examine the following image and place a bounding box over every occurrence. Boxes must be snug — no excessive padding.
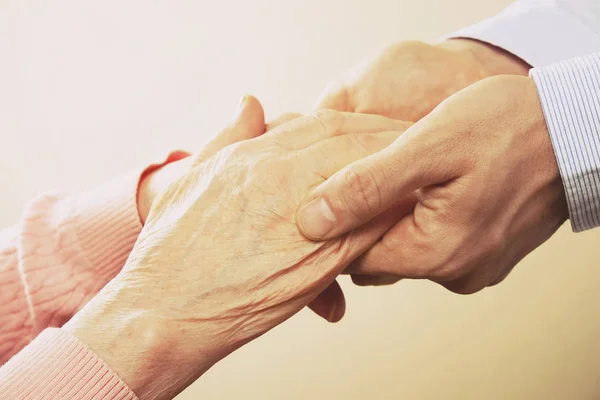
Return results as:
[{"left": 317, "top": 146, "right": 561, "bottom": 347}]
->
[
  {"left": 298, "top": 197, "right": 336, "bottom": 239},
  {"left": 233, "top": 95, "right": 249, "bottom": 120},
  {"left": 328, "top": 298, "right": 345, "bottom": 323},
  {"left": 327, "top": 302, "right": 337, "bottom": 323},
  {"left": 238, "top": 95, "right": 249, "bottom": 109}
]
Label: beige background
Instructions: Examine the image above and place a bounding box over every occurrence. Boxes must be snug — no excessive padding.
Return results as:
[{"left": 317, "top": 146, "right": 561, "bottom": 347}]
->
[{"left": 2, "top": 1, "right": 600, "bottom": 399}]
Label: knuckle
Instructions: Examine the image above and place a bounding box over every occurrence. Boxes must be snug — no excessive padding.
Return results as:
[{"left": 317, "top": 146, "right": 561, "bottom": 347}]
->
[
  {"left": 218, "top": 142, "right": 268, "bottom": 178},
  {"left": 246, "top": 159, "right": 288, "bottom": 194},
  {"left": 487, "top": 229, "right": 507, "bottom": 255},
  {"left": 225, "top": 141, "right": 254, "bottom": 160},
  {"left": 250, "top": 156, "right": 281, "bottom": 176},
  {"left": 412, "top": 221, "right": 469, "bottom": 280},
  {"left": 347, "top": 132, "right": 373, "bottom": 153},
  {"left": 310, "top": 109, "right": 342, "bottom": 134},
  {"left": 268, "top": 112, "right": 303, "bottom": 130},
  {"left": 444, "top": 280, "right": 482, "bottom": 295},
  {"left": 339, "top": 165, "right": 382, "bottom": 218},
  {"left": 424, "top": 246, "right": 465, "bottom": 282},
  {"left": 373, "top": 241, "right": 402, "bottom": 275}
]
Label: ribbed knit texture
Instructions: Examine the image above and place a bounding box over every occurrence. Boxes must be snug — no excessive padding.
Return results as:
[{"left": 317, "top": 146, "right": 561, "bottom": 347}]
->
[
  {"left": 0, "top": 171, "right": 143, "bottom": 365},
  {"left": 0, "top": 152, "right": 182, "bottom": 399},
  {"left": 0, "top": 328, "right": 137, "bottom": 400}
]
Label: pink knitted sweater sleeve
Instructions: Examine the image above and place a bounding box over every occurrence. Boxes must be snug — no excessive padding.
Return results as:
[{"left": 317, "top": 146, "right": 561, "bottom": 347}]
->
[
  {"left": 0, "top": 172, "right": 143, "bottom": 363},
  {"left": 0, "top": 156, "right": 180, "bottom": 399}
]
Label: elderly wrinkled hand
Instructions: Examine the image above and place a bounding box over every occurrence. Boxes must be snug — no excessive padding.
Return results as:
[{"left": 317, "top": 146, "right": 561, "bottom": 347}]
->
[{"left": 64, "top": 103, "right": 410, "bottom": 400}]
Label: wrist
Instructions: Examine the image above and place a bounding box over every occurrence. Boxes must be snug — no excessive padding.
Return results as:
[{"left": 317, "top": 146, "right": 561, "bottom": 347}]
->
[
  {"left": 439, "top": 38, "right": 530, "bottom": 77},
  {"left": 64, "top": 279, "right": 214, "bottom": 400},
  {"left": 137, "top": 151, "right": 190, "bottom": 224}
]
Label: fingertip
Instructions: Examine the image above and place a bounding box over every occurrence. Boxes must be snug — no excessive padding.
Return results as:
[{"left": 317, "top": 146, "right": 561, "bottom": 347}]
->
[
  {"left": 239, "top": 95, "right": 264, "bottom": 120},
  {"left": 307, "top": 280, "right": 346, "bottom": 323},
  {"left": 329, "top": 295, "right": 346, "bottom": 323},
  {"left": 351, "top": 274, "right": 401, "bottom": 287},
  {"left": 351, "top": 274, "right": 378, "bottom": 286},
  {"left": 231, "top": 94, "right": 266, "bottom": 139},
  {"left": 296, "top": 196, "right": 338, "bottom": 241}
]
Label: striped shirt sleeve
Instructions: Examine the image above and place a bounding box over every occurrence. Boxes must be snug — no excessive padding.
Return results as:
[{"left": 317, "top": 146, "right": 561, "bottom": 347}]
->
[{"left": 530, "top": 52, "right": 600, "bottom": 231}]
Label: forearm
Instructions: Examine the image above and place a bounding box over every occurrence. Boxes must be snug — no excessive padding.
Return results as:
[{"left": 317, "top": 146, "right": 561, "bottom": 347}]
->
[
  {"left": 0, "top": 227, "right": 34, "bottom": 363},
  {"left": 63, "top": 285, "right": 209, "bottom": 400},
  {"left": 0, "top": 175, "right": 143, "bottom": 364},
  {"left": 0, "top": 149, "right": 191, "bottom": 365}
]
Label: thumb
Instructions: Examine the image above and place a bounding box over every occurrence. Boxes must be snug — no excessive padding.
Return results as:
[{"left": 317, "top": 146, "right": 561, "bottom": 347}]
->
[
  {"left": 313, "top": 81, "right": 352, "bottom": 112},
  {"left": 195, "top": 95, "right": 265, "bottom": 162},
  {"left": 296, "top": 124, "right": 454, "bottom": 240},
  {"left": 224, "top": 94, "right": 266, "bottom": 143},
  {"left": 307, "top": 280, "right": 346, "bottom": 323}
]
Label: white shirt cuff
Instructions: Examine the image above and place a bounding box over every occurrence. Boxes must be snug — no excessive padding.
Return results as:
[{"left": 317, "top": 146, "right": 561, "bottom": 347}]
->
[{"left": 445, "top": 1, "right": 600, "bottom": 67}]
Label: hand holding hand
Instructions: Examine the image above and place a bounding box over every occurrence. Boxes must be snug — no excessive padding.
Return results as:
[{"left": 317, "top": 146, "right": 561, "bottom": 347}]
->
[
  {"left": 65, "top": 106, "right": 410, "bottom": 399},
  {"left": 298, "top": 75, "right": 568, "bottom": 293},
  {"left": 134, "top": 99, "right": 352, "bottom": 323}
]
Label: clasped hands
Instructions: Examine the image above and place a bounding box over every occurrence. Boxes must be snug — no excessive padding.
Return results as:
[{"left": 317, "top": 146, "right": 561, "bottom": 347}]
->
[{"left": 65, "top": 39, "right": 568, "bottom": 400}]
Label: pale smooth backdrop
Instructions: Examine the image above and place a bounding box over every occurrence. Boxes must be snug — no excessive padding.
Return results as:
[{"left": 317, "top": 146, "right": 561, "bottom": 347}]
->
[{"left": 2, "top": 1, "right": 600, "bottom": 399}]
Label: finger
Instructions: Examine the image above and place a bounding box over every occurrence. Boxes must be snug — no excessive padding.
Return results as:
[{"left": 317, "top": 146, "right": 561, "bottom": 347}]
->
[
  {"left": 350, "top": 274, "right": 401, "bottom": 287},
  {"left": 194, "top": 95, "right": 265, "bottom": 163},
  {"left": 438, "top": 272, "right": 489, "bottom": 295},
  {"left": 435, "top": 258, "right": 507, "bottom": 295},
  {"left": 266, "top": 109, "right": 409, "bottom": 151},
  {"left": 307, "top": 280, "right": 346, "bottom": 323},
  {"left": 298, "top": 203, "right": 401, "bottom": 301},
  {"left": 296, "top": 120, "right": 461, "bottom": 241},
  {"left": 313, "top": 81, "right": 351, "bottom": 111},
  {"left": 348, "top": 207, "right": 467, "bottom": 286},
  {"left": 305, "top": 130, "right": 402, "bottom": 179},
  {"left": 344, "top": 196, "right": 419, "bottom": 276},
  {"left": 265, "top": 113, "right": 302, "bottom": 132},
  {"left": 488, "top": 266, "right": 514, "bottom": 287}
]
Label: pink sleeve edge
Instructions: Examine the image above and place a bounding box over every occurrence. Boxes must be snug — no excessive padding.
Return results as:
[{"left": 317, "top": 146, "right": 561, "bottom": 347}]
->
[{"left": 0, "top": 328, "right": 138, "bottom": 400}]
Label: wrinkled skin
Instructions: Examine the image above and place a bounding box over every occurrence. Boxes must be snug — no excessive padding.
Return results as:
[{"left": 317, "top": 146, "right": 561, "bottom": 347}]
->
[
  {"left": 136, "top": 99, "right": 341, "bottom": 323},
  {"left": 66, "top": 108, "right": 411, "bottom": 400}
]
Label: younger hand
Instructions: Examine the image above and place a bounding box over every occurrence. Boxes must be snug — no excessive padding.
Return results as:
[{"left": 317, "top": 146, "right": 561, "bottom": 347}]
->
[
  {"left": 316, "top": 39, "right": 529, "bottom": 121},
  {"left": 298, "top": 75, "right": 568, "bottom": 293}
]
